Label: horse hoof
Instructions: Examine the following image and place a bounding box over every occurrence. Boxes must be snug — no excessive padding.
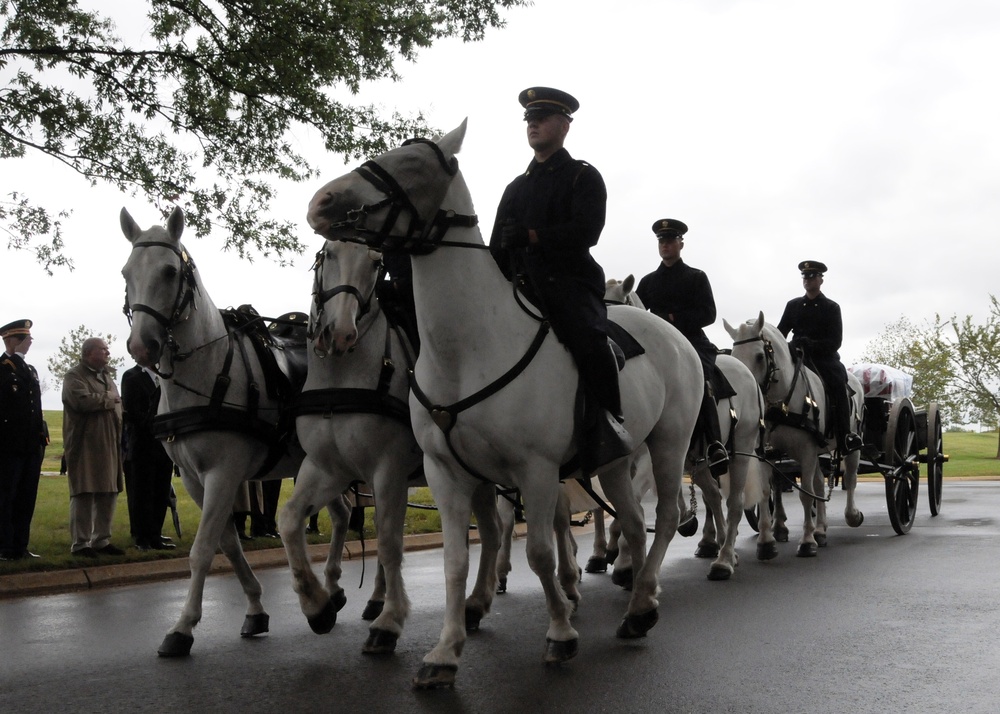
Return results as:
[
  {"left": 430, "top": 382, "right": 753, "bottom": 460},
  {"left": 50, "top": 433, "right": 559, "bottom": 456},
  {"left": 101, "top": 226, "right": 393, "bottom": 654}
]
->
[
  {"left": 465, "top": 607, "right": 483, "bottom": 632},
  {"left": 707, "top": 565, "right": 732, "bottom": 581},
  {"left": 757, "top": 543, "right": 779, "bottom": 561},
  {"left": 497, "top": 577, "right": 507, "bottom": 594},
  {"left": 585, "top": 556, "right": 607, "bottom": 574},
  {"left": 774, "top": 526, "right": 789, "bottom": 543},
  {"left": 331, "top": 589, "right": 348, "bottom": 612},
  {"left": 240, "top": 612, "right": 270, "bottom": 638},
  {"left": 544, "top": 637, "right": 579, "bottom": 664},
  {"left": 815, "top": 532, "right": 828, "bottom": 548},
  {"left": 157, "top": 631, "right": 194, "bottom": 657},
  {"left": 846, "top": 511, "right": 865, "bottom": 528},
  {"left": 361, "top": 599, "right": 385, "bottom": 621},
  {"left": 307, "top": 597, "right": 339, "bottom": 634},
  {"left": 796, "top": 543, "right": 818, "bottom": 558},
  {"left": 695, "top": 542, "right": 720, "bottom": 559},
  {"left": 610, "top": 567, "right": 633, "bottom": 591},
  {"left": 604, "top": 548, "right": 619, "bottom": 566},
  {"left": 616, "top": 609, "right": 659, "bottom": 639},
  {"left": 677, "top": 515, "right": 699, "bottom": 538},
  {"left": 413, "top": 663, "right": 458, "bottom": 690},
  {"left": 362, "top": 627, "right": 399, "bottom": 655}
]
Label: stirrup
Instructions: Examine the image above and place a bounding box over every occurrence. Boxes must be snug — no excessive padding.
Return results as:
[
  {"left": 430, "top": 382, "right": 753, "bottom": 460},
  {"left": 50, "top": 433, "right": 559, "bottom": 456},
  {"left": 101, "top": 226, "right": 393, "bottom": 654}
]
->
[
  {"left": 843, "top": 432, "right": 863, "bottom": 454},
  {"left": 707, "top": 442, "right": 729, "bottom": 478}
]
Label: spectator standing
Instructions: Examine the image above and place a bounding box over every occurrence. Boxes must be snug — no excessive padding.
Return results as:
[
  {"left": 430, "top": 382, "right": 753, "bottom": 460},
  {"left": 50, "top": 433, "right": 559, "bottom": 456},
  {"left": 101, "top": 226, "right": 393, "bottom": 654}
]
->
[
  {"left": 62, "top": 337, "right": 125, "bottom": 558},
  {"left": 0, "top": 319, "right": 47, "bottom": 561},
  {"left": 121, "top": 362, "right": 176, "bottom": 550}
]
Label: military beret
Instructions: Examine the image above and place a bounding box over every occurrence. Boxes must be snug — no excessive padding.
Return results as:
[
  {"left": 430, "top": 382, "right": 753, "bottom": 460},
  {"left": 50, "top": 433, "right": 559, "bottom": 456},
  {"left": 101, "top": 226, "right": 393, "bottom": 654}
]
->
[
  {"left": 519, "top": 87, "right": 579, "bottom": 121},
  {"left": 652, "top": 219, "right": 688, "bottom": 239},
  {"left": 0, "top": 319, "right": 32, "bottom": 339},
  {"left": 798, "top": 260, "right": 828, "bottom": 277}
]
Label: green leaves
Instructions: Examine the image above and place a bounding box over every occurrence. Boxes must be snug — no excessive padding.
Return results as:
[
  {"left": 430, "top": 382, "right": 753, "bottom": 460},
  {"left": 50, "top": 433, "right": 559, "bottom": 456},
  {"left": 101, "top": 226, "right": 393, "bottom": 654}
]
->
[{"left": 2, "top": 0, "right": 526, "bottom": 267}]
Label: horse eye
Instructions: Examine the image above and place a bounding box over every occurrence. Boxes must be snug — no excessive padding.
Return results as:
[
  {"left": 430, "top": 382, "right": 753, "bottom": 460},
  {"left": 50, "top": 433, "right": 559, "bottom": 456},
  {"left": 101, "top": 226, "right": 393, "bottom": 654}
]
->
[{"left": 164, "top": 265, "right": 178, "bottom": 279}]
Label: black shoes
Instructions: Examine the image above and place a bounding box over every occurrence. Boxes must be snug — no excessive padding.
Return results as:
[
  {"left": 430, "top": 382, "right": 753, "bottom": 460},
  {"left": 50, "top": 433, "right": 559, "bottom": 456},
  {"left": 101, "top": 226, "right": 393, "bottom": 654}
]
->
[
  {"left": 136, "top": 538, "right": 177, "bottom": 551},
  {"left": 73, "top": 547, "right": 99, "bottom": 558},
  {"left": 96, "top": 544, "right": 126, "bottom": 556},
  {"left": 707, "top": 441, "right": 730, "bottom": 478},
  {"left": 580, "top": 410, "right": 634, "bottom": 475}
]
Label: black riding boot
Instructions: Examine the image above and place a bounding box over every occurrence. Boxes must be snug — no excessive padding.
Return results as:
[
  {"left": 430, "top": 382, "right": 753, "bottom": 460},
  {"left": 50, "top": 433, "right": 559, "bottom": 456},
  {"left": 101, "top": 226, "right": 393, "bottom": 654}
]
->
[
  {"left": 698, "top": 382, "right": 729, "bottom": 478},
  {"left": 830, "top": 385, "right": 861, "bottom": 453},
  {"left": 578, "top": 345, "right": 633, "bottom": 475}
]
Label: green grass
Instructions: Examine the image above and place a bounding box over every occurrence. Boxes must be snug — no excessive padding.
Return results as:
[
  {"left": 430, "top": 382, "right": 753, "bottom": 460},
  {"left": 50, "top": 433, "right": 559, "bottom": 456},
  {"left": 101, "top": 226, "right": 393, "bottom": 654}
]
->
[
  {"left": 3, "top": 412, "right": 997, "bottom": 578},
  {"left": 0, "top": 411, "right": 440, "bottom": 577}
]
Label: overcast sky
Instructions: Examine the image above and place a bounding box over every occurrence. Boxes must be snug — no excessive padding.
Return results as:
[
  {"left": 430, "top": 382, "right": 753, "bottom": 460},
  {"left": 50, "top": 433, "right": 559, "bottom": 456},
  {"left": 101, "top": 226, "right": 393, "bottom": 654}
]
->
[{"left": 4, "top": 0, "right": 999, "bottom": 409}]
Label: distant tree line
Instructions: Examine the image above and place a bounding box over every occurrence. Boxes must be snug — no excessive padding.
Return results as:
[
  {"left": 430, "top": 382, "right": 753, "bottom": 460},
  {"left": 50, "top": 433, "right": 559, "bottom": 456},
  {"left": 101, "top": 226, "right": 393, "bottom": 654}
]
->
[{"left": 859, "top": 295, "right": 1000, "bottom": 457}]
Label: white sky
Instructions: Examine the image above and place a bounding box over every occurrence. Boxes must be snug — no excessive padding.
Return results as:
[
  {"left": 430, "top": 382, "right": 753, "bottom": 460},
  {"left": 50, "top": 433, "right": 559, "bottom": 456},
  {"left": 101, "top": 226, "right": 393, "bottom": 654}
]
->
[{"left": 4, "top": 0, "right": 1000, "bottom": 409}]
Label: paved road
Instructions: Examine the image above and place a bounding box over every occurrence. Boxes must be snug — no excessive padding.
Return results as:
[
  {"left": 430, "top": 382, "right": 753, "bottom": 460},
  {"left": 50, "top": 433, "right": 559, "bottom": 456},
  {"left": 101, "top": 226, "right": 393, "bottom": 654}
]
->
[{"left": 2, "top": 481, "right": 999, "bottom": 713}]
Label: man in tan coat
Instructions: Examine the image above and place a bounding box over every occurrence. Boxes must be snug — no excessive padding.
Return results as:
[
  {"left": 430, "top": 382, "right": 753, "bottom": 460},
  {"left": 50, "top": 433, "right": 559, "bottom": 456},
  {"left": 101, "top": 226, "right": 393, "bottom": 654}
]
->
[{"left": 62, "top": 337, "right": 125, "bottom": 558}]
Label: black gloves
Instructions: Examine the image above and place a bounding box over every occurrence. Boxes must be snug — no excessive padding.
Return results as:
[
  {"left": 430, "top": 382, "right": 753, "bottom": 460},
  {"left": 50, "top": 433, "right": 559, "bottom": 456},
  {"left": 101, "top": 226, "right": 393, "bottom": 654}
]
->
[{"left": 500, "top": 220, "right": 529, "bottom": 249}]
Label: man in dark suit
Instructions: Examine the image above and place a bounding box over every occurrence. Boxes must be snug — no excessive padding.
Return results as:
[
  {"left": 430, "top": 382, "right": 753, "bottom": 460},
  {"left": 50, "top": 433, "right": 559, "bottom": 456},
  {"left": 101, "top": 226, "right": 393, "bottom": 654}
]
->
[
  {"left": 121, "top": 362, "right": 176, "bottom": 550},
  {"left": 488, "top": 86, "right": 632, "bottom": 475},
  {"left": 0, "top": 319, "right": 47, "bottom": 560},
  {"left": 777, "top": 260, "right": 862, "bottom": 453},
  {"left": 637, "top": 219, "right": 730, "bottom": 477}
]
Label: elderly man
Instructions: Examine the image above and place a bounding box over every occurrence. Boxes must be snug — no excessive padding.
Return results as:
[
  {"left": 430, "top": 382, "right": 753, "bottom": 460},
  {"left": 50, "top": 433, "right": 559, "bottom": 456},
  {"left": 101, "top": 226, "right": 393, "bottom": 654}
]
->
[
  {"left": 0, "top": 319, "right": 47, "bottom": 560},
  {"left": 489, "top": 86, "right": 631, "bottom": 475},
  {"left": 62, "top": 337, "right": 125, "bottom": 558}
]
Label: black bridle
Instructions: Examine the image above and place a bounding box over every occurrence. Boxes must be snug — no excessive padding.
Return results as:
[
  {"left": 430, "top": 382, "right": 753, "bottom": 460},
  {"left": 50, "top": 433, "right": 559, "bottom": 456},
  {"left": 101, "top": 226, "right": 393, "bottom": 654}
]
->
[
  {"left": 317, "top": 137, "right": 479, "bottom": 255},
  {"left": 307, "top": 245, "right": 383, "bottom": 345},
  {"left": 123, "top": 240, "right": 202, "bottom": 378}
]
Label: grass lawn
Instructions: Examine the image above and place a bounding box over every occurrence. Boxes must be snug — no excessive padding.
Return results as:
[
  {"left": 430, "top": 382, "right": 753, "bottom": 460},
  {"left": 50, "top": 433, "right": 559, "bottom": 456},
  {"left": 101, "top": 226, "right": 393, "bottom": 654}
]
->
[{"left": 3, "top": 412, "right": 997, "bottom": 577}]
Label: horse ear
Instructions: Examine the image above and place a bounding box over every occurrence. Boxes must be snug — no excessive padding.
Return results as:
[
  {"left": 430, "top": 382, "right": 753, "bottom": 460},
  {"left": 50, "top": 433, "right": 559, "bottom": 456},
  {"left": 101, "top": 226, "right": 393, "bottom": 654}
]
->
[
  {"left": 166, "top": 205, "right": 185, "bottom": 242},
  {"left": 436, "top": 118, "right": 468, "bottom": 157},
  {"left": 622, "top": 274, "right": 635, "bottom": 294},
  {"left": 723, "top": 318, "right": 739, "bottom": 340},
  {"left": 753, "top": 311, "right": 765, "bottom": 333},
  {"left": 120, "top": 207, "right": 141, "bottom": 243}
]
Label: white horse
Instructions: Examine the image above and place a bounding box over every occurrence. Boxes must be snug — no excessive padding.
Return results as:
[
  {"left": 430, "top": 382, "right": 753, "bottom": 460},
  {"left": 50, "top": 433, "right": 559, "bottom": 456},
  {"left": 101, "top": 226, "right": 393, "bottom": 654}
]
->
[
  {"left": 121, "top": 206, "right": 306, "bottom": 656},
  {"left": 306, "top": 121, "right": 703, "bottom": 689},
  {"left": 277, "top": 238, "right": 501, "bottom": 653},
  {"left": 725, "top": 312, "right": 864, "bottom": 558},
  {"left": 595, "top": 277, "right": 768, "bottom": 581}
]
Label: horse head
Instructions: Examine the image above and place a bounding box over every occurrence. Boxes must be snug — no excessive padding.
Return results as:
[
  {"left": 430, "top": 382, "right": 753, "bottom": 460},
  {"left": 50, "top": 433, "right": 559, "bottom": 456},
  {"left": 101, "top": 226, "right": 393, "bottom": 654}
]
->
[
  {"left": 605, "top": 274, "right": 644, "bottom": 309},
  {"left": 306, "top": 120, "right": 469, "bottom": 255},
  {"left": 308, "top": 238, "right": 383, "bottom": 357},
  {"left": 120, "top": 206, "right": 200, "bottom": 371},
  {"left": 724, "top": 311, "right": 787, "bottom": 396}
]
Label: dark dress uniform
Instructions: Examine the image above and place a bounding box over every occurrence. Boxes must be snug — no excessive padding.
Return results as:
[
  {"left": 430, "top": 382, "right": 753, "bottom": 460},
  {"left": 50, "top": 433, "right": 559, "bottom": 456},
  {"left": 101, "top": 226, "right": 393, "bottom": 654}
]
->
[
  {"left": 488, "top": 87, "right": 629, "bottom": 473},
  {"left": 0, "top": 320, "right": 46, "bottom": 560},
  {"left": 121, "top": 365, "right": 175, "bottom": 549},
  {"left": 777, "top": 264, "right": 857, "bottom": 451},
  {"left": 636, "top": 227, "right": 730, "bottom": 475}
]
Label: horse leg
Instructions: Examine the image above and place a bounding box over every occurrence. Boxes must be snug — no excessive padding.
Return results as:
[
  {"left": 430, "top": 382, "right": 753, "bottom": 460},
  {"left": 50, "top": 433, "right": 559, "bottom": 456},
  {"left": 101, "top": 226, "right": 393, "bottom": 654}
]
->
[
  {"left": 712, "top": 457, "right": 751, "bottom": 580},
  {"left": 277, "top": 459, "right": 348, "bottom": 635},
  {"left": 772, "top": 472, "right": 789, "bottom": 542},
  {"left": 518, "top": 479, "right": 578, "bottom": 664},
  {"left": 796, "top": 458, "right": 822, "bottom": 557},
  {"left": 842, "top": 450, "right": 864, "bottom": 527},
  {"left": 585, "top": 508, "right": 608, "bottom": 574},
  {"left": 495, "top": 493, "right": 516, "bottom": 593},
  {"left": 159, "top": 471, "right": 256, "bottom": 657},
  {"left": 755, "top": 466, "right": 779, "bottom": 560},
  {"left": 466, "top": 482, "right": 501, "bottom": 631},
  {"left": 692, "top": 466, "right": 723, "bottom": 561},
  {"left": 363, "top": 470, "right": 412, "bottom": 654},
  {"left": 363, "top": 561, "right": 387, "bottom": 621},
  {"left": 596, "top": 461, "right": 655, "bottom": 637},
  {"left": 414, "top": 466, "right": 477, "bottom": 689},
  {"left": 553, "top": 488, "right": 581, "bottom": 609}
]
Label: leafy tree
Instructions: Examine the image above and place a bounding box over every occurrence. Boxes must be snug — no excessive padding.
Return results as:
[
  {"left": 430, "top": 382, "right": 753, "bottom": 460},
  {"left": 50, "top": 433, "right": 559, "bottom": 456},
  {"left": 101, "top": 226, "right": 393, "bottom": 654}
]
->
[
  {"left": 861, "top": 296, "right": 1000, "bottom": 457},
  {"left": 1, "top": 0, "right": 526, "bottom": 272},
  {"left": 46, "top": 323, "right": 125, "bottom": 389}
]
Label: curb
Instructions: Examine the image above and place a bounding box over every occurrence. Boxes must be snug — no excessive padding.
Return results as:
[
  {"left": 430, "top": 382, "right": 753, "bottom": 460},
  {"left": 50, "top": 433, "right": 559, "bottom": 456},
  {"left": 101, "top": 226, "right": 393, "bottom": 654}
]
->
[{"left": 0, "top": 521, "right": 542, "bottom": 601}]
